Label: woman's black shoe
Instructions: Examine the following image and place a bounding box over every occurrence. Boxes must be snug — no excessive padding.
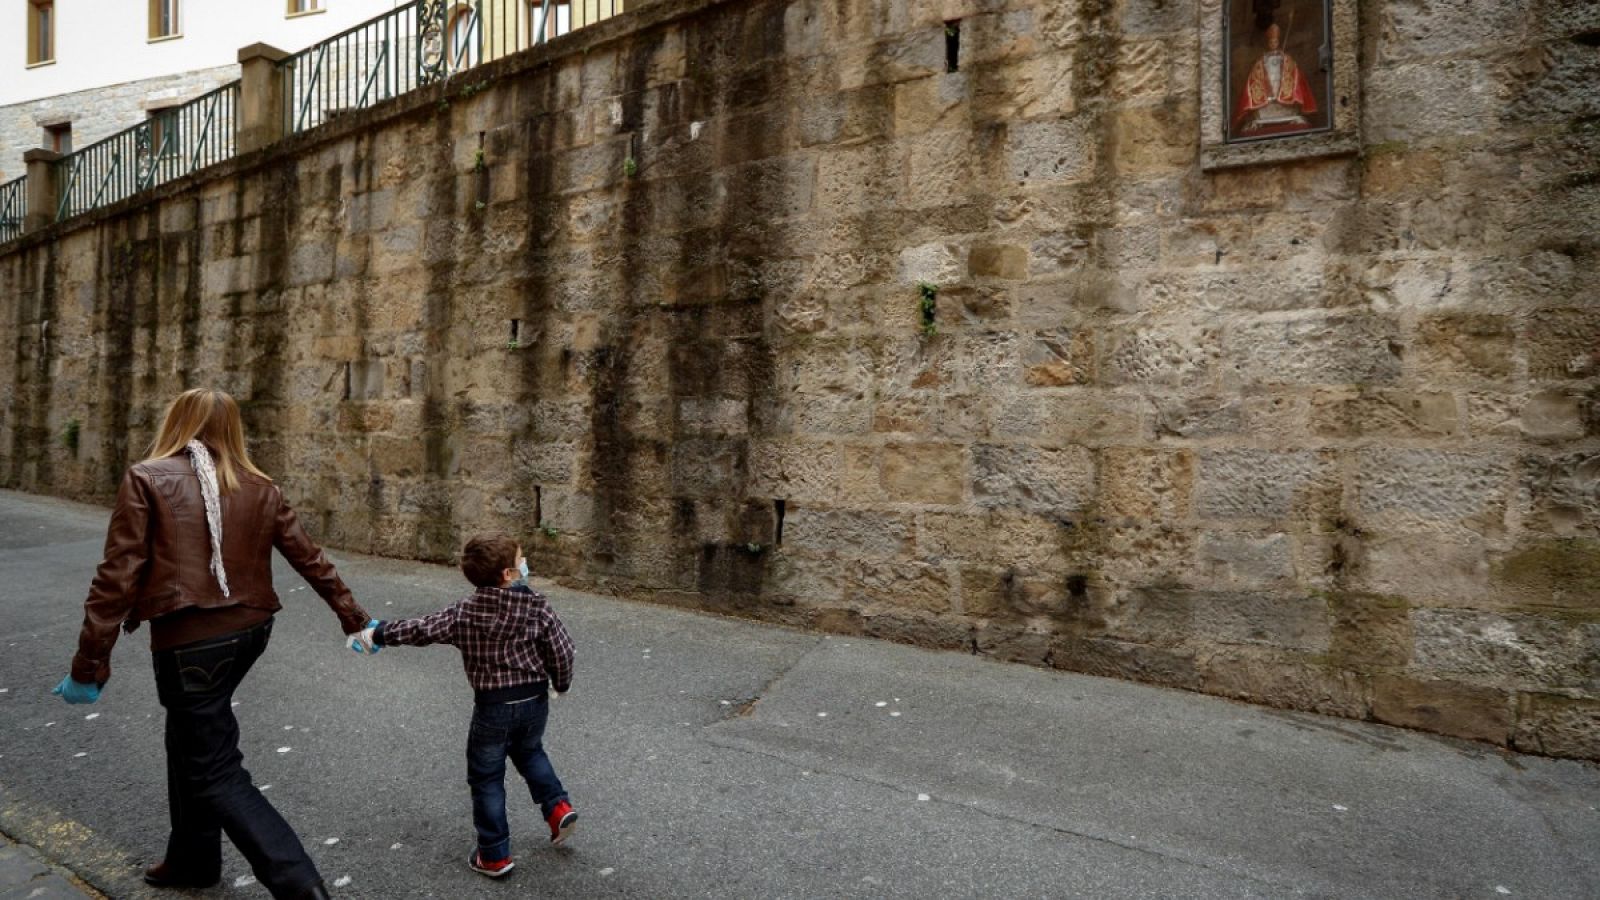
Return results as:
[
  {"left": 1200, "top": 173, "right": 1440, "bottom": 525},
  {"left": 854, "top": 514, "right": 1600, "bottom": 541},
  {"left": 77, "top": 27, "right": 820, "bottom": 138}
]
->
[
  {"left": 142, "top": 860, "right": 221, "bottom": 889},
  {"left": 293, "top": 881, "right": 333, "bottom": 899}
]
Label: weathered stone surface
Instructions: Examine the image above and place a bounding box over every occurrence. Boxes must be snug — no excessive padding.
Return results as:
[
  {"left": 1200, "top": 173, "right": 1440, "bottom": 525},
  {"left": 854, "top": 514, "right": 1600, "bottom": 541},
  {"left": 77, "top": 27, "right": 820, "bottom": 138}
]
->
[
  {"left": 1200, "top": 652, "right": 1370, "bottom": 719},
  {"left": 971, "top": 443, "right": 1093, "bottom": 514},
  {"left": 1410, "top": 609, "right": 1600, "bottom": 692},
  {"left": 1514, "top": 693, "right": 1600, "bottom": 759},
  {"left": 1329, "top": 593, "right": 1413, "bottom": 669},
  {"left": 1371, "top": 676, "right": 1513, "bottom": 744},
  {"left": 1108, "top": 588, "right": 1331, "bottom": 653},
  {"left": 1194, "top": 450, "right": 1337, "bottom": 521},
  {"left": 4, "top": 0, "right": 1598, "bottom": 759},
  {"left": 1356, "top": 449, "right": 1511, "bottom": 523}
]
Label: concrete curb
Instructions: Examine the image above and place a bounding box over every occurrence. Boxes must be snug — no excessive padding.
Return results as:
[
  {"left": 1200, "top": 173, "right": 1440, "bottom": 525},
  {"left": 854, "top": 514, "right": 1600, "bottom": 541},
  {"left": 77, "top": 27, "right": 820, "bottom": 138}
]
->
[{"left": 0, "top": 831, "right": 103, "bottom": 899}]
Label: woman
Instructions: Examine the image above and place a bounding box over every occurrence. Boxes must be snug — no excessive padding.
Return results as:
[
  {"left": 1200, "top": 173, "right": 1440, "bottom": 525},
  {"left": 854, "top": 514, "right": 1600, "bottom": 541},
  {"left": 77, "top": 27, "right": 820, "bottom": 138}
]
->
[{"left": 54, "top": 388, "right": 370, "bottom": 900}]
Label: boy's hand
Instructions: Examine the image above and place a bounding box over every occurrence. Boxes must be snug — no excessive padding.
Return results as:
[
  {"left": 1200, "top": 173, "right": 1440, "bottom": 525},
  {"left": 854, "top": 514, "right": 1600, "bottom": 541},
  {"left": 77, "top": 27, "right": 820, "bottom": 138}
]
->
[
  {"left": 347, "top": 620, "right": 383, "bottom": 655},
  {"left": 53, "top": 676, "right": 101, "bottom": 705}
]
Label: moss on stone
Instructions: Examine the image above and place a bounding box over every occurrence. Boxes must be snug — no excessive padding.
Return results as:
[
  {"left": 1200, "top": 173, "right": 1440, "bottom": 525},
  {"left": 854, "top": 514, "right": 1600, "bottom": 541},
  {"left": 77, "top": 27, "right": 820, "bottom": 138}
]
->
[{"left": 1492, "top": 539, "right": 1600, "bottom": 608}]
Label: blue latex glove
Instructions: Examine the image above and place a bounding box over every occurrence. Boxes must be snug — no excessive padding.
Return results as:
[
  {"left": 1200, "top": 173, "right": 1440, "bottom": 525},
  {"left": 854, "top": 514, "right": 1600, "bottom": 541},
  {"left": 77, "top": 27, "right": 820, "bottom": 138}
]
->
[
  {"left": 347, "top": 619, "right": 383, "bottom": 655},
  {"left": 53, "top": 676, "right": 100, "bottom": 705}
]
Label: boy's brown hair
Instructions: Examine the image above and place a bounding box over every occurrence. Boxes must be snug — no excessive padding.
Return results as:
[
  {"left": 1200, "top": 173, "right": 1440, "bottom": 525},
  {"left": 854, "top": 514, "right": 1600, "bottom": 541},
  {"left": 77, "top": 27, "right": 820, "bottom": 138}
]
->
[{"left": 461, "top": 532, "right": 520, "bottom": 587}]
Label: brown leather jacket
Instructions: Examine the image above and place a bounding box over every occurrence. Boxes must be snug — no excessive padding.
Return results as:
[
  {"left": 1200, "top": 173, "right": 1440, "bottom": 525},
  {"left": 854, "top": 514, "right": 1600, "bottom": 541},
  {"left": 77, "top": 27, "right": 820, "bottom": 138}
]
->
[{"left": 71, "top": 456, "right": 370, "bottom": 684}]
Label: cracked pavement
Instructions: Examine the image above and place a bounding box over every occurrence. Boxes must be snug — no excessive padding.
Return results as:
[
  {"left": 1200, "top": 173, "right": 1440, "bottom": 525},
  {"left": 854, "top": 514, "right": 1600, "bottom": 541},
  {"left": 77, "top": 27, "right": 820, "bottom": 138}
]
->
[{"left": 2, "top": 488, "right": 1599, "bottom": 898}]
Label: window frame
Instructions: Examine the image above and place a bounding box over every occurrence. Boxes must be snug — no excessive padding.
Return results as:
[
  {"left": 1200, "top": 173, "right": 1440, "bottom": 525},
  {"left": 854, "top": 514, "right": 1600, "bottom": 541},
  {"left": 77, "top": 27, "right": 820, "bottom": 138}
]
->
[
  {"left": 286, "top": 0, "right": 325, "bottom": 18},
  {"left": 44, "top": 122, "right": 72, "bottom": 154},
  {"left": 27, "top": 0, "right": 55, "bottom": 67},
  {"left": 148, "top": 0, "right": 182, "bottom": 41},
  {"left": 529, "top": 0, "right": 572, "bottom": 43}
]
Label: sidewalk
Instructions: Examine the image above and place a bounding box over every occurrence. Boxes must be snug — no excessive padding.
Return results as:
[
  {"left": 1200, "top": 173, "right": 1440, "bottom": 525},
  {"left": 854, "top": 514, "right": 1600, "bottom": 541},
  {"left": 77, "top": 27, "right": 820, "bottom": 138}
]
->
[
  {"left": 0, "top": 835, "right": 97, "bottom": 899},
  {"left": 3, "top": 486, "right": 1600, "bottom": 898}
]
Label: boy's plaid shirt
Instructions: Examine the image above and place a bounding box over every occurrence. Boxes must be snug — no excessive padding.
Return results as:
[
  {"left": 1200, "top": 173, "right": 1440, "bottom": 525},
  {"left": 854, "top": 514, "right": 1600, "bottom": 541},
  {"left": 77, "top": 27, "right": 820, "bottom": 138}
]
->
[{"left": 378, "top": 586, "right": 574, "bottom": 693}]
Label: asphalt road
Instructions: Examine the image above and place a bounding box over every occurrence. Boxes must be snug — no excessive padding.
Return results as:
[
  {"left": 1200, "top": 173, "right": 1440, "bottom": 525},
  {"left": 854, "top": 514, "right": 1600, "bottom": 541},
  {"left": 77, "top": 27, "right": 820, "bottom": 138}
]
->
[{"left": 2, "top": 488, "right": 1599, "bottom": 899}]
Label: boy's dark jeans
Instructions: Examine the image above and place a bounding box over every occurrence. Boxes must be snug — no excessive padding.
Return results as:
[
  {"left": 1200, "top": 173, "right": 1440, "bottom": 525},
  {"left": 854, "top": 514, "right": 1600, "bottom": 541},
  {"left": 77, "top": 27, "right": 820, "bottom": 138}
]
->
[
  {"left": 153, "top": 618, "right": 324, "bottom": 898},
  {"left": 467, "top": 690, "right": 568, "bottom": 860}
]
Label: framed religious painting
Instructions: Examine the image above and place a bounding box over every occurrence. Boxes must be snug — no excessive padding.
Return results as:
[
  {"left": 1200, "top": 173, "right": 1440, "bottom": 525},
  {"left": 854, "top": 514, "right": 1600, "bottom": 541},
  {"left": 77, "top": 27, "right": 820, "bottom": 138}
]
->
[{"left": 1199, "top": 0, "right": 1361, "bottom": 170}]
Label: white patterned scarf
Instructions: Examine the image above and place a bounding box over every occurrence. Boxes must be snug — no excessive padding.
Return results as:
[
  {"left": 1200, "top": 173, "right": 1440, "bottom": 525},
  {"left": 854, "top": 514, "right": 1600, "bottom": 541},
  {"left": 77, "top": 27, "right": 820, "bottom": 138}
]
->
[{"left": 185, "top": 439, "right": 231, "bottom": 597}]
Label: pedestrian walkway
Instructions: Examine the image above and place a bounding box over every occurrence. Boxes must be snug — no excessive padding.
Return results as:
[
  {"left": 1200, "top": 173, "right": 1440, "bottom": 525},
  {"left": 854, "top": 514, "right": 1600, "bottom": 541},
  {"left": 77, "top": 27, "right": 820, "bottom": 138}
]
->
[
  {"left": 3, "top": 487, "right": 1600, "bottom": 898},
  {"left": 0, "top": 835, "right": 96, "bottom": 899}
]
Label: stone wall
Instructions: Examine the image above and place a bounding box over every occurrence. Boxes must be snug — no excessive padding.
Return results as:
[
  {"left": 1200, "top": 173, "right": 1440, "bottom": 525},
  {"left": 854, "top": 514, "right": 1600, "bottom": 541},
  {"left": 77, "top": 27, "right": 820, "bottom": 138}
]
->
[{"left": 2, "top": 0, "right": 1598, "bottom": 757}]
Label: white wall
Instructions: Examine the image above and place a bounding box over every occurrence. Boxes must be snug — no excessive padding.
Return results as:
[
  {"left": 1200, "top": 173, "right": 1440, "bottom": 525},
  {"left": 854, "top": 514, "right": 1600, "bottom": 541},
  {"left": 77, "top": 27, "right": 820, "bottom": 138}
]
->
[{"left": 2, "top": 1, "right": 405, "bottom": 106}]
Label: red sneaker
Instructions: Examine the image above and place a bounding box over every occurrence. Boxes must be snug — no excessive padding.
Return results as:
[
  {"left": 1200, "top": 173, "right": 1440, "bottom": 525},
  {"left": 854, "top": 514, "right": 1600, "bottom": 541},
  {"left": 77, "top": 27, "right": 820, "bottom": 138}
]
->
[
  {"left": 546, "top": 800, "right": 578, "bottom": 845},
  {"left": 468, "top": 851, "right": 515, "bottom": 878}
]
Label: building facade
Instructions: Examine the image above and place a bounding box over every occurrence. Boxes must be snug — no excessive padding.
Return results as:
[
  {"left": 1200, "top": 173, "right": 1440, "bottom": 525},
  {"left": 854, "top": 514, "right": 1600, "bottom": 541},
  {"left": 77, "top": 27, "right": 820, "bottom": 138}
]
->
[{"left": 2, "top": 1, "right": 403, "bottom": 181}]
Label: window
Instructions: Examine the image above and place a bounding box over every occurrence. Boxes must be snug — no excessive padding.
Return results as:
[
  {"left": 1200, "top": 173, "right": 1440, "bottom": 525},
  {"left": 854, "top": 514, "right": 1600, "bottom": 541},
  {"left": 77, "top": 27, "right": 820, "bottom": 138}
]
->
[
  {"left": 448, "top": 5, "right": 479, "bottom": 68},
  {"left": 148, "top": 0, "right": 180, "bottom": 39},
  {"left": 27, "top": 0, "right": 54, "bottom": 65},
  {"left": 530, "top": 0, "right": 570, "bottom": 42},
  {"left": 44, "top": 123, "right": 71, "bottom": 154},
  {"left": 287, "top": 0, "right": 323, "bottom": 15}
]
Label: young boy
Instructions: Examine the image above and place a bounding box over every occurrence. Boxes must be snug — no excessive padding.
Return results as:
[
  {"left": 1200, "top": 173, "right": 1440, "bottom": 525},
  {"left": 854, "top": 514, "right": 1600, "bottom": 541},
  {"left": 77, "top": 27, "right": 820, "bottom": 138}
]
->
[{"left": 350, "top": 532, "right": 576, "bottom": 877}]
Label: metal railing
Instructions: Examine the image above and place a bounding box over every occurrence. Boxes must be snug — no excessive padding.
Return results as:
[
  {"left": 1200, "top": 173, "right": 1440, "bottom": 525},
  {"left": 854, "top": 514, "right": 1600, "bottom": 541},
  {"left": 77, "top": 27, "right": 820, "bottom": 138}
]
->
[
  {"left": 55, "top": 80, "right": 239, "bottom": 221},
  {"left": 14, "top": 0, "right": 627, "bottom": 235},
  {"left": 282, "top": 0, "right": 621, "bottom": 134},
  {"left": 281, "top": 2, "right": 425, "bottom": 135},
  {"left": 0, "top": 175, "right": 24, "bottom": 243}
]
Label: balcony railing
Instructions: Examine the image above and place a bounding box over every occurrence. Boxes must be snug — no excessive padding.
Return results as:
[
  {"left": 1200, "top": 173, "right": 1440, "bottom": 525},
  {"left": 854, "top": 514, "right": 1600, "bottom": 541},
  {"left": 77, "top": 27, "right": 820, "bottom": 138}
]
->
[
  {"left": 55, "top": 81, "right": 239, "bottom": 221},
  {"left": 282, "top": 0, "right": 617, "bottom": 135},
  {"left": 0, "top": 176, "right": 24, "bottom": 243},
  {"left": 2, "top": 0, "right": 624, "bottom": 242}
]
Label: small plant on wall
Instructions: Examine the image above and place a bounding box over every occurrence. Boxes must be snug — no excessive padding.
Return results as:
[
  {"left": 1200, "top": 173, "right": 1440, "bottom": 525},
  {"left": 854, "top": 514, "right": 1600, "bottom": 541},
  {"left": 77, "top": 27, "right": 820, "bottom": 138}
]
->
[
  {"left": 62, "top": 419, "right": 81, "bottom": 456},
  {"left": 917, "top": 282, "right": 939, "bottom": 338}
]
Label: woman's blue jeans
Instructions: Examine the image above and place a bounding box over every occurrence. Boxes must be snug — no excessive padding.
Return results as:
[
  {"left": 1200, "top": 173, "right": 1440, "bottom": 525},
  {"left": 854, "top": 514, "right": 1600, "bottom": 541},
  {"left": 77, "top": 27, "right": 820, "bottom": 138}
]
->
[
  {"left": 467, "top": 691, "right": 568, "bottom": 860},
  {"left": 153, "top": 618, "right": 323, "bottom": 898}
]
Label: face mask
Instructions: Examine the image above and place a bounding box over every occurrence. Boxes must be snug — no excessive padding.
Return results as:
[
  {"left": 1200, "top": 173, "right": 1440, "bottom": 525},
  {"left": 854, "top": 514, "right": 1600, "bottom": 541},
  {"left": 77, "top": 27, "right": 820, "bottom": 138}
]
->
[{"left": 518, "top": 558, "right": 530, "bottom": 580}]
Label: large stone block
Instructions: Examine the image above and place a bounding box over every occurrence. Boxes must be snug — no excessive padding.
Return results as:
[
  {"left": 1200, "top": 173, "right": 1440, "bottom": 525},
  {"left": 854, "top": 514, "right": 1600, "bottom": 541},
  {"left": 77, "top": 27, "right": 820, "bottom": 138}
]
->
[
  {"left": 782, "top": 507, "right": 913, "bottom": 559},
  {"left": 971, "top": 443, "right": 1094, "bottom": 514},
  {"left": 1410, "top": 608, "right": 1600, "bottom": 691},
  {"left": 1371, "top": 675, "right": 1513, "bottom": 744},
  {"left": 916, "top": 509, "right": 1069, "bottom": 571},
  {"left": 1309, "top": 388, "right": 1458, "bottom": 439},
  {"left": 1522, "top": 454, "right": 1600, "bottom": 537},
  {"left": 1049, "top": 635, "right": 1203, "bottom": 691},
  {"left": 1198, "top": 532, "right": 1295, "bottom": 589},
  {"left": 1329, "top": 593, "right": 1413, "bottom": 670},
  {"left": 1489, "top": 539, "right": 1600, "bottom": 611},
  {"left": 1194, "top": 449, "right": 1338, "bottom": 521},
  {"left": 1356, "top": 531, "right": 1492, "bottom": 605},
  {"left": 1415, "top": 313, "right": 1514, "bottom": 380},
  {"left": 1007, "top": 118, "right": 1096, "bottom": 186},
  {"left": 1225, "top": 315, "right": 1403, "bottom": 386},
  {"left": 1356, "top": 448, "right": 1511, "bottom": 524},
  {"left": 1108, "top": 587, "right": 1331, "bottom": 653},
  {"left": 1525, "top": 309, "right": 1600, "bottom": 381},
  {"left": 1098, "top": 448, "right": 1193, "bottom": 520},
  {"left": 1513, "top": 693, "right": 1600, "bottom": 759},
  {"left": 1200, "top": 652, "right": 1370, "bottom": 719},
  {"left": 961, "top": 566, "right": 1068, "bottom": 621},
  {"left": 880, "top": 441, "right": 965, "bottom": 504}
]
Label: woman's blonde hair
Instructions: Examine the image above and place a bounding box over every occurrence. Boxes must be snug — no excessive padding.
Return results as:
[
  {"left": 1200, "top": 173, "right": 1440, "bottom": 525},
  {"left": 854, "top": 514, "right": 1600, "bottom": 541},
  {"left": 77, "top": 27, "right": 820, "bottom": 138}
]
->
[{"left": 146, "top": 389, "right": 270, "bottom": 494}]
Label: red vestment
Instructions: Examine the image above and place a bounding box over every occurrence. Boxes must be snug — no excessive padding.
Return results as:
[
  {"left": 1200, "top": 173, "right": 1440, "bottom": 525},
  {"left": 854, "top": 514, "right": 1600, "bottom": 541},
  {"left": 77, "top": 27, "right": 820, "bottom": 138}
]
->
[{"left": 1232, "top": 51, "right": 1318, "bottom": 131}]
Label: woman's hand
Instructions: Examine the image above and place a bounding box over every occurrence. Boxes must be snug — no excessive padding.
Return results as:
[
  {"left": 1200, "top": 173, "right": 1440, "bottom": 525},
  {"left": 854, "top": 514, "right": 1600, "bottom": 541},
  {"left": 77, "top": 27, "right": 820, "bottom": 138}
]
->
[
  {"left": 347, "top": 619, "right": 383, "bottom": 655},
  {"left": 53, "top": 676, "right": 101, "bottom": 705}
]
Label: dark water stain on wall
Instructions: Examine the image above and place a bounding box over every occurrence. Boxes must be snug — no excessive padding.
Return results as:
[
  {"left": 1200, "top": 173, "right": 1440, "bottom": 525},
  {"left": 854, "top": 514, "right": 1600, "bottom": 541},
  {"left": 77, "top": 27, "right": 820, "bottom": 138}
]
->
[
  {"left": 98, "top": 214, "right": 148, "bottom": 492},
  {"left": 247, "top": 162, "right": 299, "bottom": 478},
  {"left": 417, "top": 110, "right": 465, "bottom": 562},
  {"left": 7, "top": 244, "right": 59, "bottom": 489}
]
